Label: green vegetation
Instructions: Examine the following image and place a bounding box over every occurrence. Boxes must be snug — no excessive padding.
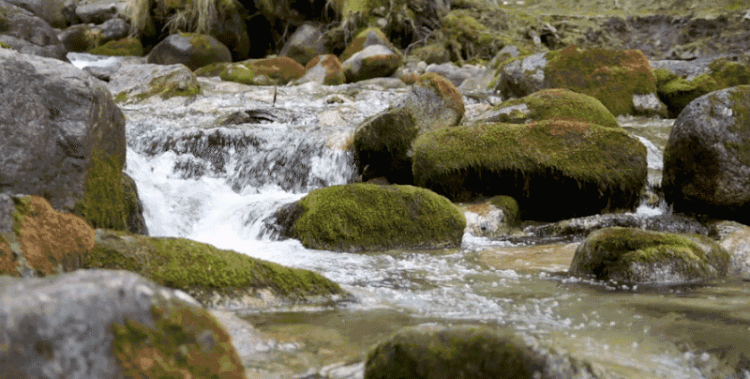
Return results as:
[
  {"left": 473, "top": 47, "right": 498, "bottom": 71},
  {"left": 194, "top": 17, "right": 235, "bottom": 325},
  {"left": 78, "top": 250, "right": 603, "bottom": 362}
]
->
[
  {"left": 243, "top": 56, "right": 305, "bottom": 83},
  {"left": 75, "top": 151, "right": 129, "bottom": 230},
  {"left": 544, "top": 46, "right": 657, "bottom": 116},
  {"left": 570, "top": 227, "right": 730, "bottom": 283},
  {"left": 89, "top": 37, "right": 144, "bottom": 56},
  {"left": 124, "top": 0, "right": 240, "bottom": 37},
  {"left": 442, "top": 9, "right": 504, "bottom": 62},
  {"left": 86, "top": 229, "right": 345, "bottom": 303},
  {"left": 113, "top": 304, "right": 246, "bottom": 379},
  {"left": 492, "top": 88, "right": 619, "bottom": 128},
  {"left": 283, "top": 183, "right": 465, "bottom": 252},
  {"left": 0, "top": 41, "right": 11, "bottom": 49}
]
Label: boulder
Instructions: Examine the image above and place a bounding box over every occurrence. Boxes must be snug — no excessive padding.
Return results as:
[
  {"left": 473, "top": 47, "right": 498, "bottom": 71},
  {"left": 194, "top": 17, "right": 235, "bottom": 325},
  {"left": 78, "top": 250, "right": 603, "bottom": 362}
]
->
[
  {"left": 497, "top": 47, "right": 664, "bottom": 117},
  {"left": 570, "top": 227, "right": 730, "bottom": 284},
  {"left": 478, "top": 88, "right": 619, "bottom": 128},
  {"left": 365, "top": 324, "right": 606, "bottom": 379},
  {"left": 710, "top": 220, "right": 750, "bottom": 281},
  {"left": 87, "top": 229, "right": 348, "bottom": 308},
  {"left": 279, "top": 23, "right": 327, "bottom": 66},
  {"left": 424, "top": 62, "right": 484, "bottom": 87},
  {"left": 122, "top": 173, "right": 148, "bottom": 235},
  {"left": 0, "top": 194, "right": 94, "bottom": 277},
  {"left": 0, "top": 269, "right": 247, "bottom": 379},
  {"left": 412, "top": 120, "right": 647, "bottom": 221},
  {"left": 339, "top": 27, "right": 396, "bottom": 62},
  {"left": 147, "top": 32, "right": 232, "bottom": 71},
  {"left": 59, "top": 19, "right": 132, "bottom": 53},
  {"left": 97, "top": 16, "right": 130, "bottom": 43},
  {"left": 88, "top": 36, "right": 143, "bottom": 56},
  {"left": 0, "top": 49, "right": 137, "bottom": 232},
  {"left": 108, "top": 62, "right": 201, "bottom": 103},
  {"left": 197, "top": 56, "right": 306, "bottom": 86},
  {"left": 296, "top": 54, "right": 345, "bottom": 85},
  {"left": 3, "top": 0, "right": 67, "bottom": 28},
  {"left": 354, "top": 72, "right": 464, "bottom": 183},
  {"left": 662, "top": 85, "right": 750, "bottom": 224},
  {"left": 0, "top": 1, "right": 67, "bottom": 60},
  {"left": 274, "top": 183, "right": 466, "bottom": 252},
  {"left": 342, "top": 44, "right": 403, "bottom": 83}
]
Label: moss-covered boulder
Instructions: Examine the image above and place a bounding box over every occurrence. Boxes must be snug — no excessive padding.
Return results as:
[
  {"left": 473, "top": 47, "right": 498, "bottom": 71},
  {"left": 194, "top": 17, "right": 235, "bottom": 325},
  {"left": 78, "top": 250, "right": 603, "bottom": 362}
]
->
[
  {"left": 498, "top": 47, "right": 664, "bottom": 117},
  {"left": 339, "top": 27, "right": 400, "bottom": 62},
  {"left": 662, "top": 85, "right": 750, "bottom": 224},
  {"left": 147, "top": 33, "right": 232, "bottom": 71},
  {"left": 365, "top": 324, "right": 604, "bottom": 379},
  {"left": 342, "top": 44, "right": 403, "bottom": 83},
  {"left": 479, "top": 88, "right": 619, "bottom": 128},
  {"left": 354, "top": 73, "right": 464, "bottom": 183},
  {"left": 109, "top": 63, "right": 202, "bottom": 103},
  {"left": 570, "top": 227, "right": 730, "bottom": 284},
  {"left": 0, "top": 195, "right": 94, "bottom": 277},
  {"left": 0, "top": 269, "right": 246, "bottom": 379},
  {"left": 86, "top": 229, "right": 347, "bottom": 308},
  {"left": 412, "top": 120, "right": 647, "bottom": 221},
  {"left": 274, "top": 183, "right": 465, "bottom": 252},
  {"left": 197, "top": 56, "right": 306, "bottom": 86},
  {"left": 297, "top": 54, "right": 346, "bottom": 85},
  {"left": 88, "top": 36, "right": 144, "bottom": 56}
]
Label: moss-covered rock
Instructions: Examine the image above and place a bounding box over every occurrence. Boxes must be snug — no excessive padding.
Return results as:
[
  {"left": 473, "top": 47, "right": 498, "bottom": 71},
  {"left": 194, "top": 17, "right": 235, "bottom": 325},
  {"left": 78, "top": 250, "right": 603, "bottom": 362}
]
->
[
  {"left": 480, "top": 88, "right": 619, "bottom": 128},
  {"left": 88, "top": 36, "right": 144, "bottom": 56},
  {"left": 275, "top": 183, "right": 466, "bottom": 252},
  {"left": 340, "top": 28, "right": 395, "bottom": 62},
  {"left": 412, "top": 120, "right": 647, "bottom": 221},
  {"left": 342, "top": 44, "right": 403, "bottom": 83},
  {"left": 111, "top": 63, "right": 202, "bottom": 103},
  {"left": 570, "top": 227, "right": 730, "bottom": 284},
  {"left": 489, "top": 195, "right": 521, "bottom": 227},
  {"left": 0, "top": 195, "right": 94, "bottom": 277},
  {"left": 242, "top": 56, "right": 306, "bottom": 84},
  {"left": 86, "top": 229, "right": 347, "bottom": 307},
  {"left": 461, "top": 196, "right": 520, "bottom": 238},
  {"left": 298, "top": 54, "right": 346, "bottom": 85},
  {"left": 147, "top": 33, "right": 232, "bottom": 71},
  {"left": 442, "top": 9, "right": 504, "bottom": 62}
]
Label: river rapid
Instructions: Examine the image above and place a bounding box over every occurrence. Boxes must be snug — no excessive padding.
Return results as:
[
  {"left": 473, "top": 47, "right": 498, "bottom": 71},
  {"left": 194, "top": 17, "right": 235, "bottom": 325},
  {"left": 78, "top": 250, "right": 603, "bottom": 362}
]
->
[{"left": 73, "top": 53, "right": 750, "bottom": 379}]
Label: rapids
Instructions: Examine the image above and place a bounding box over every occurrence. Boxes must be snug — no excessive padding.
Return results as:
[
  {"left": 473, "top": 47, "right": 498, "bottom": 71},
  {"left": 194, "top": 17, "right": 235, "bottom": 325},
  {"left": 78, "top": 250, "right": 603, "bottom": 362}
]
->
[{"left": 71, "top": 53, "right": 750, "bottom": 379}]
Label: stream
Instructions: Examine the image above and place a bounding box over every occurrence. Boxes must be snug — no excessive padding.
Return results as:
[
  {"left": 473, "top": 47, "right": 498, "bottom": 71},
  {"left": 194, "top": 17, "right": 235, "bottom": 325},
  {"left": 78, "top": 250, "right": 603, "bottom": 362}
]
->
[{"left": 73, "top": 53, "right": 750, "bottom": 378}]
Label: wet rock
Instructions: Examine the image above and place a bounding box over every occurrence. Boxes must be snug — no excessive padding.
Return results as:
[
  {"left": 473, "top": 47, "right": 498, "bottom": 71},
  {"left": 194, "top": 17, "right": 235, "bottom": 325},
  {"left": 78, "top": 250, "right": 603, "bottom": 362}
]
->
[
  {"left": 425, "top": 62, "right": 482, "bottom": 87},
  {"left": 274, "top": 183, "right": 465, "bottom": 252},
  {"left": 4, "top": 0, "right": 68, "bottom": 28},
  {"left": 108, "top": 62, "right": 201, "bottom": 103},
  {"left": 462, "top": 196, "right": 520, "bottom": 238},
  {"left": 0, "top": 195, "right": 94, "bottom": 277},
  {"left": 75, "top": 1, "right": 121, "bottom": 24},
  {"left": 57, "top": 23, "right": 97, "bottom": 52},
  {"left": 365, "top": 324, "right": 608, "bottom": 379},
  {"left": 147, "top": 33, "right": 231, "bottom": 71},
  {"left": 413, "top": 119, "right": 647, "bottom": 221},
  {"left": 478, "top": 88, "right": 619, "bottom": 127},
  {"left": 279, "top": 23, "right": 328, "bottom": 66},
  {"left": 296, "top": 54, "right": 345, "bottom": 85},
  {"left": 87, "top": 229, "right": 349, "bottom": 308},
  {"left": 710, "top": 220, "right": 750, "bottom": 280},
  {"left": 0, "top": 48, "right": 130, "bottom": 231},
  {"left": 88, "top": 36, "right": 143, "bottom": 57},
  {"left": 0, "top": 1, "right": 68, "bottom": 60},
  {"left": 97, "top": 17, "right": 129, "bottom": 42},
  {"left": 570, "top": 227, "right": 730, "bottom": 284},
  {"left": 0, "top": 269, "right": 247, "bottom": 379},
  {"left": 199, "top": 56, "right": 306, "bottom": 86},
  {"left": 121, "top": 173, "right": 148, "bottom": 235},
  {"left": 342, "top": 44, "right": 403, "bottom": 83},
  {"left": 497, "top": 47, "right": 662, "bottom": 117},
  {"left": 632, "top": 92, "right": 668, "bottom": 117},
  {"left": 354, "top": 72, "right": 464, "bottom": 183},
  {"left": 662, "top": 85, "right": 750, "bottom": 224}
]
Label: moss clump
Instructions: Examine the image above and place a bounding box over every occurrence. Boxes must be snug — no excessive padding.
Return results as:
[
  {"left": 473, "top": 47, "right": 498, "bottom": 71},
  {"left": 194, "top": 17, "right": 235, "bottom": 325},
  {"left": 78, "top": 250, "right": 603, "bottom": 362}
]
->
[
  {"left": 86, "top": 229, "right": 345, "bottom": 302},
  {"left": 0, "top": 41, "right": 11, "bottom": 49},
  {"left": 88, "top": 37, "right": 144, "bottom": 56},
  {"left": 570, "top": 227, "right": 730, "bottom": 284},
  {"left": 709, "top": 58, "right": 750, "bottom": 88},
  {"left": 545, "top": 46, "right": 657, "bottom": 116},
  {"left": 219, "top": 63, "right": 255, "bottom": 85},
  {"left": 410, "top": 42, "right": 450, "bottom": 64},
  {"left": 442, "top": 9, "right": 503, "bottom": 62},
  {"left": 113, "top": 305, "right": 245, "bottom": 379},
  {"left": 412, "top": 120, "right": 647, "bottom": 220},
  {"left": 415, "top": 72, "right": 465, "bottom": 118},
  {"left": 489, "top": 195, "right": 520, "bottom": 226},
  {"left": 147, "top": 70, "right": 202, "bottom": 100},
  {"left": 492, "top": 88, "right": 619, "bottom": 128},
  {"left": 75, "top": 151, "right": 129, "bottom": 230},
  {"left": 658, "top": 73, "right": 718, "bottom": 117},
  {"left": 365, "top": 325, "right": 547, "bottom": 379},
  {"left": 281, "top": 183, "right": 466, "bottom": 252},
  {"left": 194, "top": 61, "right": 230, "bottom": 76}
]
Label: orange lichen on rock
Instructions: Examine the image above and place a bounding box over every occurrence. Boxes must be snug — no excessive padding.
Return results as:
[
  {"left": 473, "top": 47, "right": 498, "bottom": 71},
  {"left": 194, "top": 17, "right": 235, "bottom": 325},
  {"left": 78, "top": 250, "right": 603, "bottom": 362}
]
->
[
  {"left": 15, "top": 196, "right": 95, "bottom": 275},
  {"left": 0, "top": 236, "right": 14, "bottom": 276}
]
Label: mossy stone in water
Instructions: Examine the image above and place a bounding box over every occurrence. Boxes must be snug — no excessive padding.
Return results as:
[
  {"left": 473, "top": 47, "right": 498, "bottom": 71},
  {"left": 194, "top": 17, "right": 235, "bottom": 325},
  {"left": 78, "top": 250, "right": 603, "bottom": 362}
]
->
[
  {"left": 88, "top": 37, "right": 144, "bottom": 56},
  {"left": 278, "top": 183, "right": 465, "bottom": 252},
  {"left": 412, "top": 120, "right": 647, "bottom": 221},
  {"left": 570, "top": 227, "right": 730, "bottom": 284}
]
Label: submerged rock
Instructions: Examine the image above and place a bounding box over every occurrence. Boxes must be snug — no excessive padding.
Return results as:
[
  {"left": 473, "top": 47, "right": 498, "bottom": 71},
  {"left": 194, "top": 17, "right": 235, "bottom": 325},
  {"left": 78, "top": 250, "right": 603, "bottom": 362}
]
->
[
  {"left": 86, "top": 229, "right": 348, "bottom": 309},
  {"left": 274, "top": 183, "right": 465, "bottom": 252},
  {"left": 365, "top": 324, "right": 608, "bottom": 379},
  {"left": 0, "top": 269, "right": 246, "bottom": 379},
  {"left": 570, "top": 227, "right": 730, "bottom": 284},
  {"left": 662, "top": 85, "right": 750, "bottom": 224},
  {"left": 412, "top": 120, "right": 647, "bottom": 221}
]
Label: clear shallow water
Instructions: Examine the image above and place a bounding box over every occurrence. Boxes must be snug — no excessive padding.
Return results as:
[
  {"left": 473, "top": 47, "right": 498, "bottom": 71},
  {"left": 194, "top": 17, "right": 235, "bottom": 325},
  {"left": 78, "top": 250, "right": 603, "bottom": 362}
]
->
[{"left": 113, "top": 73, "right": 750, "bottom": 378}]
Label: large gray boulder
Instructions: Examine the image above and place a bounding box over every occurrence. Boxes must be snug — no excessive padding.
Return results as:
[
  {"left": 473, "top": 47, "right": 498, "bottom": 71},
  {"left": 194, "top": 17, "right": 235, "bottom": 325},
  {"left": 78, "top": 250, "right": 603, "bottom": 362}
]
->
[
  {"left": 0, "top": 49, "right": 131, "bottom": 229},
  {"left": 279, "top": 23, "right": 328, "bottom": 66},
  {"left": 0, "top": 269, "right": 246, "bottom": 379},
  {"left": 662, "top": 85, "right": 750, "bottom": 224},
  {"left": 0, "top": 1, "right": 67, "bottom": 60}
]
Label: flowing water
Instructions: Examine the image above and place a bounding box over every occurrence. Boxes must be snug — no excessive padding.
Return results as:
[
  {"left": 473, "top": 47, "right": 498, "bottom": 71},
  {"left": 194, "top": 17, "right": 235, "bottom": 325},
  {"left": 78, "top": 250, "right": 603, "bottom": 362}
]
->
[{"left": 70, "top": 53, "right": 750, "bottom": 379}]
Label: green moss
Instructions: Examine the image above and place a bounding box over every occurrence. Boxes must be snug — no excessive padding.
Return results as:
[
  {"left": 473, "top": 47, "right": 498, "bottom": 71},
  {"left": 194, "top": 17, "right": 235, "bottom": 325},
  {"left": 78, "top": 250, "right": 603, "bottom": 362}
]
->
[
  {"left": 410, "top": 43, "right": 450, "bottom": 64},
  {"left": 0, "top": 41, "right": 10, "bottom": 49},
  {"left": 194, "top": 62, "right": 230, "bottom": 76},
  {"left": 136, "top": 70, "right": 202, "bottom": 101},
  {"left": 218, "top": 64, "right": 255, "bottom": 85},
  {"left": 240, "top": 57, "right": 305, "bottom": 84},
  {"left": 728, "top": 85, "right": 750, "bottom": 131},
  {"left": 570, "top": 227, "right": 730, "bottom": 283},
  {"left": 545, "top": 46, "right": 657, "bottom": 116},
  {"left": 86, "top": 229, "right": 344, "bottom": 301},
  {"left": 88, "top": 37, "right": 144, "bottom": 56},
  {"left": 653, "top": 68, "right": 677, "bottom": 85},
  {"left": 709, "top": 58, "right": 750, "bottom": 88},
  {"left": 442, "top": 10, "right": 502, "bottom": 61},
  {"left": 287, "top": 183, "right": 466, "bottom": 252},
  {"left": 496, "top": 88, "right": 619, "bottom": 128},
  {"left": 659, "top": 73, "right": 718, "bottom": 117},
  {"left": 112, "top": 304, "right": 245, "bottom": 379},
  {"left": 74, "top": 151, "right": 128, "bottom": 230},
  {"left": 489, "top": 195, "right": 520, "bottom": 226}
]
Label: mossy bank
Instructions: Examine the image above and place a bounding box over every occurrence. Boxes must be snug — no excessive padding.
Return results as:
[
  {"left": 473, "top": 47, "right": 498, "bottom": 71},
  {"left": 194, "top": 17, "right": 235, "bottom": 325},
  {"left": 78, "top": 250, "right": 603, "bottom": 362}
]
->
[
  {"left": 86, "top": 229, "right": 347, "bottom": 308},
  {"left": 275, "top": 183, "right": 466, "bottom": 252}
]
